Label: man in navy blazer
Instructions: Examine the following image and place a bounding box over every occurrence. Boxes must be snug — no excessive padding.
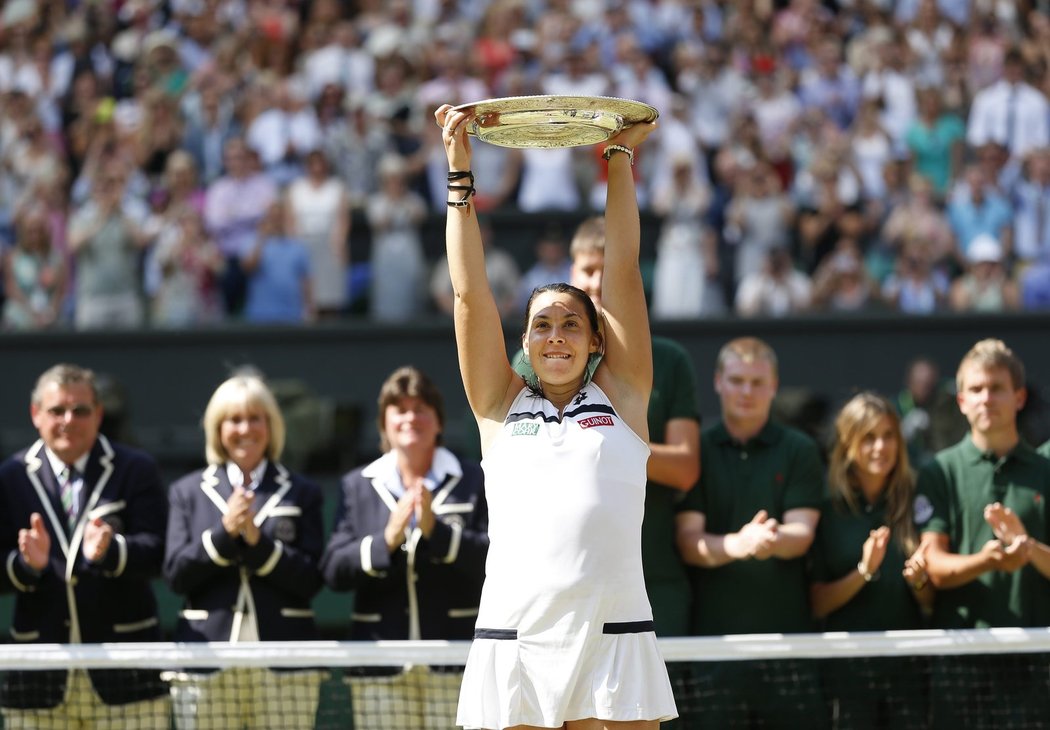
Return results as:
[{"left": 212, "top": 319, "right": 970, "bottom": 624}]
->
[{"left": 0, "top": 363, "right": 169, "bottom": 727}]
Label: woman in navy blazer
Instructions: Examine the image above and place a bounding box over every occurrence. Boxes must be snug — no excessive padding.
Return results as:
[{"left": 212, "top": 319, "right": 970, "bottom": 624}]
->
[
  {"left": 321, "top": 365, "right": 489, "bottom": 730},
  {"left": 164, "top": 372, "right": 325, "bottom": 730}
]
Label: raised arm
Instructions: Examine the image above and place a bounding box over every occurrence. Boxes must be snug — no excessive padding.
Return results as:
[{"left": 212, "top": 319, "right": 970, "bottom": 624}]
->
[
  {"left": 594, "top": 124, "right": 656, "bottom": 437},
  {"left": 435, "top": 104, "right": 517, "bottom": 432}
]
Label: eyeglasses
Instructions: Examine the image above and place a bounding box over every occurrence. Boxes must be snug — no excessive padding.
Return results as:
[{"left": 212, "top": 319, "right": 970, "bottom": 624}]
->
[{"left": 45, "top": 405, "right": 95, "bottom": 419}]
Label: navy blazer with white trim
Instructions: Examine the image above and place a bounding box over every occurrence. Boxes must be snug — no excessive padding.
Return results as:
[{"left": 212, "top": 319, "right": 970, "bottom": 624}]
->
[
  {"left": 164, "top": 461, "right": 324, "bottom": 645},
  {"left": 0, "top": 435, "right": 168, "bottom": 707},
  {"left": 321, "top": 447, "right": 488, "bottom": 641}
]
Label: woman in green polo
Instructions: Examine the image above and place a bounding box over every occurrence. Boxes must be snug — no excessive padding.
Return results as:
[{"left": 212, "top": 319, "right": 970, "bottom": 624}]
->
[{"left": 810, "top": 392, "right": 934, "bottom": 729}]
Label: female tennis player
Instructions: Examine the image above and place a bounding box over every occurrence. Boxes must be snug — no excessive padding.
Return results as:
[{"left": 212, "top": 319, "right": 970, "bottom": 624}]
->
[{"left": 436, "top": 103, "right": 676, "bottom": 730}]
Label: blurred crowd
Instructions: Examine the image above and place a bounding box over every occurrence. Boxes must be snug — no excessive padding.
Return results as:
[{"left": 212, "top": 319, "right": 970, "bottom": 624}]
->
[{"left": 2, "top": 0, "right": 1050, "bottom": 330}]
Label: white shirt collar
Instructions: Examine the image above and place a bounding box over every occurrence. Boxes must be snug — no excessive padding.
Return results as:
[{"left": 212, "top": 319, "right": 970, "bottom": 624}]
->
[
  {"left": 226, "top": 459, "right": 268, "bottom": 490},
  {"left": 44, "top": 447, "right": 89, "bottom": 479},
  {"left": 361, "top": 447, "right": 462, "bottom": 497}
]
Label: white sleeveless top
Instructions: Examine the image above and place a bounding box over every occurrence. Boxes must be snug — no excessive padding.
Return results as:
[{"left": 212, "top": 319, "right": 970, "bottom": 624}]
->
[{"left": 458, "top": 383, "right": 676, "bottom": 729}]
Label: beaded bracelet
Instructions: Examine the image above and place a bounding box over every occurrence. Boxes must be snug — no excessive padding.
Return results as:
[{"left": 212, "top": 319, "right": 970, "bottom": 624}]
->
[{"left": 602, "top": 144, "right": 634, "bottom": 166}]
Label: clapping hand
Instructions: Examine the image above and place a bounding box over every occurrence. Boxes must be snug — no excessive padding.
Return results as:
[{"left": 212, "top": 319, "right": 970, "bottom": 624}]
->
[
  {"left": 83, "top": 517, "right": 114, "bottom": 562},
  {"left": 18, "top": 513, "right": 50, "bottom": 571},
  {"left": 859, "top": 526, "right": 890, "bottom": 579},
  {"left": 729, "top": 510, "right": 779, "bottom": 560},
  {"left": 223, "top": 487, "right": 259, "bottom": 545}
]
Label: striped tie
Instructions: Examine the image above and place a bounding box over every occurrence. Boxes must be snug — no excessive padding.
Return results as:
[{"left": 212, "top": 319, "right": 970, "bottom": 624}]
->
[{"left": 59, "top": 466, "right": 77, "bottom": 530}]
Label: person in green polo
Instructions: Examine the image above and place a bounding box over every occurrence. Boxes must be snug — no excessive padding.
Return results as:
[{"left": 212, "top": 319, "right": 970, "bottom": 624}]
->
[
  {"left": 514, "top": 216, "right": 701, "bottom": 638},
  {"left": 916, "top": 338, "right": 1050, "bottom": 728},
  {"left": 675, "top": 337, "right": 825, "bottom": 729}
]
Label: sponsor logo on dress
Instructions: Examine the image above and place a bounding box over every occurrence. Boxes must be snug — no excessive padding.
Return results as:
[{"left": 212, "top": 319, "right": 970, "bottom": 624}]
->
[
  {"left": 579, "top": 415, "right": 614, "bottom": 429},
  {"left": 512, "top": 422, "right": 541, "bottom": 436}
]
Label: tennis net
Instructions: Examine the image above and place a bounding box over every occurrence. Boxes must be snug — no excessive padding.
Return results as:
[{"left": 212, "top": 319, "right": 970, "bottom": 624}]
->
[{"left": 0, "top": 629, "right": 1047, "bottom": 728}]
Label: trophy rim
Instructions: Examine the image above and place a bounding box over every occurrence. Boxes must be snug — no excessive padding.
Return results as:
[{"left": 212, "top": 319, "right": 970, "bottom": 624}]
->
[{"left": 445, "top": 95, "right": 659, "bottom": 149}]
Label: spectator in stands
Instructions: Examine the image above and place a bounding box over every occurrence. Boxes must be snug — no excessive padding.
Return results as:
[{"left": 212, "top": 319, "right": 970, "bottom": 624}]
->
[
  {"left": 149, "top": 206, "right": 224, "bottom": 327},
  {"left": 881, "top": 238, "right": 951, "bottom": 314},
  {"left": 810, "top": 392, "right": 933, "bottom": 727},
  {"left": 67, "top": 164, "right": 152, "bottom": 329},
  {"left": 321, "top": 366, "right": 488, "bottom": 730},
  {"left": 516, "top": 231, "right": 572, "bottom": 315},
  {"left": 0, "top": 364, "right": 169, "bottom": 727},
  {"left": 905, "top": 86, "right": 966, "bottom": 199},
  {"left": 1011, "top": 147, "right": 1050, "bottom": 268},
  {"left": 241, "top": 199, "right": 314, "bottom": 324},
  {"left": 179, "top": 72, "right": 240, "bottom": 186},
  {"left": 285, "top": 149, "right": 351, "bottom": 319},
  {"left": 204, "top": 137, "right": 278, "bottom": 316},
  {"left": 431, "top": 217, "right": 520, "bottom": 320},
  {"left": 948, "top": 233, "right": 1020, "bottom": 313},
  {"left": 165, "top": 372, "right": 325, "bottom": 730},
  {"left": 810, "top": 240, "right": 878, "bottom": 313},
  {"left": 798, "top": 37, "right": 861, "bottom": 132},
  {"left": 651, "top": 153, "right": 722, "bottom": 319},
  {"left": 947, "top": 163, "right": 1014, "bottom": 261},
  {"left": 859, "top": 31, "right": 917, "bottom": 151},
  {"left": 676, "top": 337, "right": 825, "bottom": 728},
  {"left": 1021, "top": 254, "right": 1050, "bottom": 310},
  {"left": 916, "top": 339, "right": 1050, "bottom": 727},
  {"left": 724, "top": 159, "right": 795, "bottom": 287},
  {"left": 367, "top": 153, "right": 428, "bottom": 322},
  {"left": 735, "top": 246, "right": 813, "bottom": 317},
  {"left": 966, "top": 48, "right": 1049, "bottom": 162},
  {"left": 2, "top": 206, "right": 67, "bottom": 329}
]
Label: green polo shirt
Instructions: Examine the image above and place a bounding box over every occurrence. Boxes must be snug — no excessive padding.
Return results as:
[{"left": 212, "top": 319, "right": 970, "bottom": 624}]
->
[
  {"left": 1038, "top": 440, "right": 1050, "bottom": 459},
  {"left": 513, "top": 336, "right": 701, "bottom": 635},
  {"left": 915, "top": 436, "right": 1050, "bottom": 628},
  {"left": 679, "top": 420, "right": 824, "bottom": 635},
  {"left": 810, "top": 494, "right": 925, "bottom": 631}
]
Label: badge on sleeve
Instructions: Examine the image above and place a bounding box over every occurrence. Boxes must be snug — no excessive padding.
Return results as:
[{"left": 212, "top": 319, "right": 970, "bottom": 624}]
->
[{"left": 913, "top": 495, "right": 934, "bottom": 526}]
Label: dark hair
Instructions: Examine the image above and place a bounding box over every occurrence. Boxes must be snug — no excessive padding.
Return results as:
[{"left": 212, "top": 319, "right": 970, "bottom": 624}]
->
[
  {"left": 522, "top": 282, "right": 601, "bottom": 339},
  {"left": 376, "top": 366, "right": 445, "bottom": 452}
]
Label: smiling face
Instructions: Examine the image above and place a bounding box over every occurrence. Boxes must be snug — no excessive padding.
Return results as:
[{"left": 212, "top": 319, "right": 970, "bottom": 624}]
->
[
  {"left": 523, "top": 290, "right": 600, "bottom": 387},
  {"left": 383, "top": 395, "right": 441, "bottom": 455},
  {"left": 31, "top": 382, "right": 103, "bottom": 464},
  {"left": 219, "top": 401, "right": 270, "bottom": 473},
  {"left": 851, "top": 414, "right": 899, "bottom": 487}
]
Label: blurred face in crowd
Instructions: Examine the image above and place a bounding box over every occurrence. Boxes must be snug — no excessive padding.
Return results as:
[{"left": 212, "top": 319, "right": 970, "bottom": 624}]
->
[
  {"left": 219, "top": 402, "right": 270, "bottom": 472},
  {"left": 570, "top": 250, "right": 604, "bottom": 310},
  {"left": 32, "top": 382, "right": 102, "bottom": 464},
  {"left": 715, "top": 355, "right": 778, "bottom": 427},
  {"left": 956, "top": 363, "right": 1025, "bottom": 438}
]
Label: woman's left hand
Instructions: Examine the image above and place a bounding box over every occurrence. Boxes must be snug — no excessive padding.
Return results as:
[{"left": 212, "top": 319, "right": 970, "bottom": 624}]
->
[
  {"left": 414, "top": 485, "right": 436, "bottom": 539},
  {"left": 607, "top": 120, "right": 658, "bottom": 152}
]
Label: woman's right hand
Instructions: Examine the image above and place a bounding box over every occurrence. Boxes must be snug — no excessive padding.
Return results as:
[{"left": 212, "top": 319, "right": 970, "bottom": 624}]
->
[
  {"left": 859, "top": 525, "right": 890, "bottom": 576},
  {"left": 384, "top": 492, "right": 415, "bottom": 552},
  {"left": 434, "top": 104, "right": 473, "bottom": 172}
]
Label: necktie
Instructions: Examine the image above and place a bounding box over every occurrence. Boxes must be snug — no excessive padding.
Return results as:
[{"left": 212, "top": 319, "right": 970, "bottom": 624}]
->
[{"left": 59, "top": 466, "right": 78, "bottom": 530}]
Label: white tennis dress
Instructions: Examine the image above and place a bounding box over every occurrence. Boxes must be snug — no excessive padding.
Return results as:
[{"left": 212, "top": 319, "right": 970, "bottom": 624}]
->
[{"left": 457, "top": 383, "right": 678, "bottom": 729}]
